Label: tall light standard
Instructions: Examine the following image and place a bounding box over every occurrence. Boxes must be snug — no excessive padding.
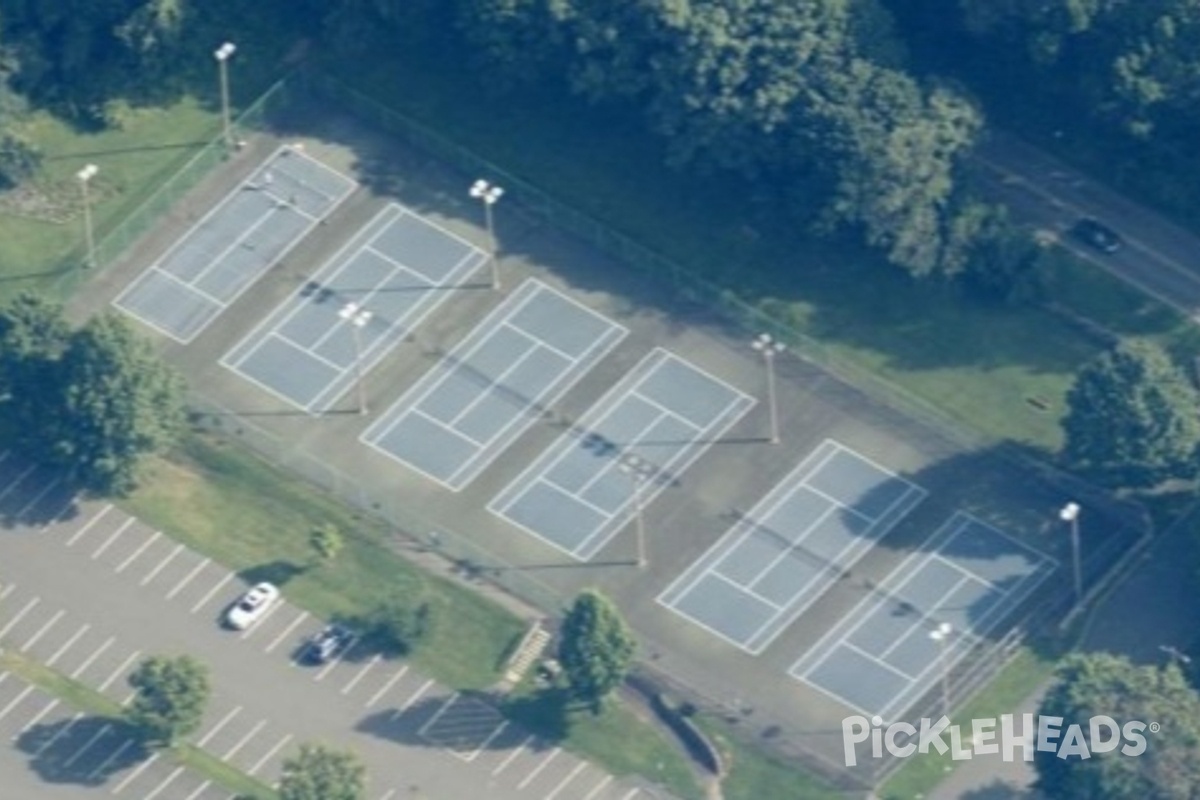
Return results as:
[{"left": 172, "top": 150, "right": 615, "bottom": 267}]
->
[
  {"left": 469, "top": 179, "right": 504, "bottom": 290},
  {"left": 752, "top": 333, "right": 785, "bottom": 444},
  {"left": 929, "top": 622, "right": 954, "bottom": 716},
  {"left": 77, "top": 164, "right": 99, "bottom": 268},
  {"left": 214, "top": 42, "right": 237, "bottom": 150},
  {"left": 339, "top": 302, "right": 373, "bottom": 415},
  {"left": 619, "top": 455, "right": 654, "bottom": 569},
  {"left": 1160, "top": 644, "right": 1192, "bottom": 668},
  {"left": 1059, "top": 502, "right": 1083, "bottom": 605}
]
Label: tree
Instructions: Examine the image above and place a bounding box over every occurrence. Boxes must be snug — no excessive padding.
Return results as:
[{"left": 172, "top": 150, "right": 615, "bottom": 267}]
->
[
  {"left": 125, "top": 654, "right": 210, "bottom": 747},
  {"left": 1035, "top": 653, "right": 1200, "bottom": 799},
  {"left": 364, "top": 593, "right": 435, "bottom": 656},
  {"left": 309, "top": 523, "right": 344, "bottom": 565},
  {"left": 278, "top": 742, "right": 366, "bottom": 800},
  {"left": 1063, "top": 338, "right": 1200, "bottom": 487},
  {"left": 557, "top": 589, "right": 635, "bottom": 713}
]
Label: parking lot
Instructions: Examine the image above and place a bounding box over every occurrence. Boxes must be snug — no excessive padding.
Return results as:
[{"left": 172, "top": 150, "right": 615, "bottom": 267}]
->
[{"left": 0, "top": 455, "right": 671, "bottom": 799}]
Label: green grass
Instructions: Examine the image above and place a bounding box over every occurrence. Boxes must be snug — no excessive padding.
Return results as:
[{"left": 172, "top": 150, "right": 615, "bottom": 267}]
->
[
  {"left": 124, "top": 433, "right": 526, "bottom": 690},
  {"left": 692, "top": 716, "right": 845, "bottom": 800},
  {"left": 502, "top": 689, "right": 704, "bottom": 799},
  {"left": 878, "top": 648, "right": 1058, "bottom": 799},
  {"left": 175, "top": 746, "right": 277, "bottom": 800}
]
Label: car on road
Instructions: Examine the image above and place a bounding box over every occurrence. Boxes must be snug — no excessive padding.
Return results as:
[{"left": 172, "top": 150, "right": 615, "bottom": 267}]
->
[
  {"left": 301, "top": 624, "right": 354, "bottom": 664},
  {"left": 225, "top": 582, "right": 280, "bottom": 630},
  {"left": 1071, "top": 217, "right": 1122, "bottom": 253}
]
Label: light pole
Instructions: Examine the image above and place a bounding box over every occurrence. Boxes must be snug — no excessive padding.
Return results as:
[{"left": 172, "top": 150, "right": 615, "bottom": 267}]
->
[
  {"left": 214, "top": 42, "right": 237, "bottom": 150},
  {"left": 77, "top": 164, "right": 99, "bottom": 268},
  {"left": 1059, "top": 502, "right": 1083, "bottom": 605},
  {"left": 751, "top": 333, "right": 785, "bottom": 444},
  {"left": 1160, "top": 645, "right": 1192, "bottom": 668},
  {"left": 619, "top": 455, "right": 654, "bottom": 569},
  {"left": 929, "top": 622, "right": 953, "bottom": 716},
  {"left": 339, "top": 302, "right": 373, "bottom": 415},
  {"left": 469, "top": 179, "right": 504, "bottom": 290}
]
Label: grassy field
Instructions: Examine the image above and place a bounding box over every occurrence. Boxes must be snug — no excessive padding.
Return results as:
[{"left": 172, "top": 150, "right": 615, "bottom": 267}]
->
[
  {"left": 692, "top": 716, "right": 846, "bottom": 800},
  {"left": 125, "top": 433, "right": 526, "bottom": 690}
]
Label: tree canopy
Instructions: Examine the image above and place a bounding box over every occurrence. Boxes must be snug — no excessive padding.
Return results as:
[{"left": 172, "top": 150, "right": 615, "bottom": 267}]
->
[
  {"left": 125, "top": 654, "right": 210, "bottom": 747},
  {"left": 278, "top": 743, "right": 367, "bottom": 800},
  {"left": 557, "top": 589, "right": 636, "bottom": 713}
]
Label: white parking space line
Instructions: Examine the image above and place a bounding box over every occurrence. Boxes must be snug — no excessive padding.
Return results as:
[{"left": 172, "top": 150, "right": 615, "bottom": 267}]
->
[
  {"left": 314, "top": 635, "right": 360, "bottom": 681},
  {"left": 38, "top": 489, "right": 76, "bottom": 531},
  {"left": 16, "top": 697, "right": 59, "bottom": 739},
  {"left": 0, "top": 583, "right": 15, "bottom": 601},
  {"left": 366, "top": 666, "right": 408, "bottom": 708},
  {"left": 518, "top": 746, "right": 561, "bottom": 788},
  {"left": 46, "top": 623, "right": 90, "bottom": 667},
  {"left": 183, "top": 780, "right": 212, "bottom": 800},
  {"left": 0, "top": 596, "right": 39, "bottom": 639},
  {"left": 66, "top": 503, "right": 113, "bottom": 546},
  {"left": 222, "top": 718, "right": 267, "bottom": 759},
  {"left": 64, "top": 722, "right": 112, "bottom": 767},
  {"left": 492, "top": 735, "right": 535, "bottom": 776},
  {"left": 417, "top": 692, "right": 457, "bottom": 737},
  {"left": 341, "top": 654, "right": 381, "bottom": 695},
  {"left": 0, "top": 463, "right": 37, "bottom": 502},
  {"left": 581, "top": 775, "right": 612, "bottom": 800},
  {"left": 69, "top": 635, "right": 114, "bottom": 679},
  {"left": 545, "top": 761, "right": 588, "bottom": 800},
  {"left": 140, "top": 543, "right": 183, "bottom": 586},
  {"left": 458, "top": 720, "right": 508, "bottom": 763},
  {"left": 20, "top": 608, "right": 64, "bottom": 651},
  {"left": 144, "top": 765, "right": 184, "bottom": 799},
  {"left": 239, "top": 601, "right": 284, "bottom": 641},
  {"left": 0, "top": 684, "right": 34, "bottom": 721},
  {"left": 191, "top": 573, "right": 234, "bottom": 615},
  {"left": 197, "top": 706, "right": 242, "bottom": 747},
  {"left": 167, "top": 557, "right": 210, "bottom": 600},
  {"left": 114, "top": 530, "right": 161, "bottom": 573},
  {"left": 265, "top": 610, "right": 308, "bottom": 654},
  {"left": 98, "top": 650, "right": 141, "bottom": 693},
  {"left": 113, "top": 750, "right": 160, "bottom": 794},
  {"left": 87, "top": 737, "right": 134, "bottom": 782},
  {"left": 17, "top": 476, "right": 61, "bottom": 519},
  {"left": 618, "top": 789, "right": 640, "bottom": 800},
  {"left": 249, "top": 732, "right": 292, "bottom": 775},
  {"left": 378, "top": 790, "right": 396, "bottom": 800},
  {"left": 33, "top": 711, "right": 82, "bottom": 758},
  {"left": 91, "top": 518, "right": 135, "bottom": 559},
  {"left": 120, "top": 690, "right": 136, "bottom": 708},
  {"left": 391, "top": 678, "right": 435, "bottom": 721}
]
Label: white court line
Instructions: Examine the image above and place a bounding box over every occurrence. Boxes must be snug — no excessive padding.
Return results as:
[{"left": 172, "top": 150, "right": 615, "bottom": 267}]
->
[
  {"left": 366, "top": 665, "right": 408, "bottom": 708},
  {"left": 391, "top": 678, "right": 435, "bottom": 721},
  {"left": 86, "top": 737, "right": 133, "bottom": 782},
  {"left": 33, "top": 711, "right": 82, "bottom": 758},
  {"left": 0, "top": 596, "right": 39, "bottom": 640},
  {"left": 98, "top": 650, "right": 140, "bottom": 693},
  {"left": 112, "top": 750, "right": 160, "bottom": 794},
  {"left": 190, "top": 573, "right": 234, "bottom": 614},
  {"left": 20, "top": 609, "right": 64, "bottom": 651},
  {"left": 143, "top": 766, "right": 184, "bottom": 800},
  {"left": 66, "top": 503, "right": 113, "bottom": 546},
  {"left": 63, "top": 721, "right": 112, "bottom": 767},
  {"left": 114, "top": 530, "right": 161, "bottom": 573},
  {"left": 140, "top": 543, "right": 183, "bottom": 586},
  {"left": 843, "top": 640, "right": 917, "bottom": 681},
  {"left": 167, "top": 557, "right": 210, "bottom": 599},
  {"left": 411, "top": 407, "right": 485, "bottom": 447},
  {"left": 341, "top": 654, "right": 381, "bottom": 695},
  {"left": 69, "top": 636, "right": 114, "bottom": 679},
  {"left": 546, "top": 762, "right": 589, "bottom": 800},
  {"left": 17, "top": 476, "right": 61, "bottom": 520},
  {"left": 518, "top": 746, "right": 561, "bottom": 789},
  {"left": 146, "top": 264, "right": 228, "bottom": 308},
  {"left": 46, "top": 623, "right": 90, "bottom": 667},
  {"left": 876, "top": 574, "right": 974, "bottom": 662},
  {"left": 91, "top": 518, "right": 135, "bottom": 560},
  {"left": 0, "top": 685, "right": 35, "bottom": 721},
  {"left": 492, "top": 735, "right": 534, "bottom": 775},
  {"left": 581, "top": 775, "right": 612, "bottom": 800},
  {"left": 222, "top": 719, "right": 266, "bottom": 759},
  {"left": 0, "top": 463, "right": 37, "bottom": 503},
  {"left": 265, "top": 610, "right": 308, "bottom": 654},
  {"left": 197, "top": 706, "right": 242, "bottom": 747},
  {"left": 249, "top": 732, "right": 292, "bottom": 775},
  {"left": 17, "top": 697, "right": 59, "bottom": 739}
]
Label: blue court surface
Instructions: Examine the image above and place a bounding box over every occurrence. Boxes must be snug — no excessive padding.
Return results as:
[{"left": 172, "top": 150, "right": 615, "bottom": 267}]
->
[
  {"left": 220, "top": 204, "right": 486, "bottom": 413},
  {"left": 657, "top": 440, "right": 927, "bottom": 654},
  {"left": 789, "top": 512, "right": 1056, "bottom": 720},
  {"left": 489, "top": 348, "right": 755, "bottom": 560},
  {"left": 361, "top": 278, "right": 628, "bottom": 490},
  {"left": 113, "top": 146, "right": 356, "bottom": 343}
]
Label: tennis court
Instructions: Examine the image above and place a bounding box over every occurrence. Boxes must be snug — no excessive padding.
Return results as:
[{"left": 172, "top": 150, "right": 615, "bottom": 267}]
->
[
  {"left": 789, "top": 512, "right": 1056, "bottom": 720},
  {"left": 113, "top": 146, "right": 356, "bottom": 343},
  {"left": 361, "top": 278, "right": 628, "bottom": 490},
  {"left": 657, "top": 439, "right": 927, "bottom": 654},
  {"left": 489, "top": 348, "right": 755, "bottom": 560},
  {"left": 220, "top": 203, "right": 487, "bottom": 413}
]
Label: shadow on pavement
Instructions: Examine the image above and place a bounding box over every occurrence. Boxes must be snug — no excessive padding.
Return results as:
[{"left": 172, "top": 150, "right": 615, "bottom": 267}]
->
[
  {"left": 15, "top": 715, "right": 148, "bottom": 786},
  {"left": 959, "top": 779, "right": 1043, "bottom": 800}
]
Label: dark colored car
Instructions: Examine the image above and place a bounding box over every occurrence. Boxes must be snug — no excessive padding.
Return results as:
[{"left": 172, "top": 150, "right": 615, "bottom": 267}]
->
[
  {"left": 1071, "top": 218, "right": 1122, "bottom": 254},
  {"left": 302, "top": 624, "right": 353, "bottom": 664}
]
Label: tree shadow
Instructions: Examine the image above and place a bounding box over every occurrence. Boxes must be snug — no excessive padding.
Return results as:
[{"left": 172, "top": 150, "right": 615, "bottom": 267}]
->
[
  {"left": 15, "top": 715, "right": 148, "bottom": 786},
  {"left": 236, "top": 559, "right": 308, "bottom": 588},
  {"left": 959, "top": 779, "right": 1041, "bottom": 800}
]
